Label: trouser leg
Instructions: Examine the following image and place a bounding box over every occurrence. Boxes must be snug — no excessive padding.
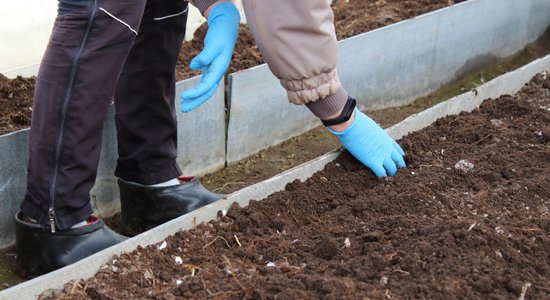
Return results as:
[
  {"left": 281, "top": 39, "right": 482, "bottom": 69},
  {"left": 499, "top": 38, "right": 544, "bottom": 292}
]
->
[
  {"left": 242, "top": 0, "right": 348, "bottom": 118},
  {"left": 21, "top": 0, "right": 146, "bottom": 229},
  {"left": 114, "top": 0, "right": 189, "bottom": 185}
]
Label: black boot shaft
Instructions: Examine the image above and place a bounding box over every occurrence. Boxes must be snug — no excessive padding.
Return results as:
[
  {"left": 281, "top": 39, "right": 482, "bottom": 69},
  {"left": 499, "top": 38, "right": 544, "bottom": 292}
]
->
[
  {"left": 15, "top": 212, "right": 126, "bottom": 278},
  {"left": 119, "top": 178, "right": 223, "bottom": 234}
]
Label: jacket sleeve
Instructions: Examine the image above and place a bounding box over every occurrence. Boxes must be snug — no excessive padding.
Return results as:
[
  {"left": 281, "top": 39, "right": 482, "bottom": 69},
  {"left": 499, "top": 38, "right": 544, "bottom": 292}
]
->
[
  {"left": 242, "top": 0, "right": 344, "bottom": 108},
  {"left": 188, "top": 0, "right": 219, "bottom": 15}
]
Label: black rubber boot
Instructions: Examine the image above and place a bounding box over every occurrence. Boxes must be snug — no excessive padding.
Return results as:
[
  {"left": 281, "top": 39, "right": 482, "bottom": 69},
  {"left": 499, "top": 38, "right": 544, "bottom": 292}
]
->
[
  {"left": 119, "top": 177, "right": 224, "bottom": 235},
  {"left": 15, "top": 212, "right": 127, "bottom": 278}
]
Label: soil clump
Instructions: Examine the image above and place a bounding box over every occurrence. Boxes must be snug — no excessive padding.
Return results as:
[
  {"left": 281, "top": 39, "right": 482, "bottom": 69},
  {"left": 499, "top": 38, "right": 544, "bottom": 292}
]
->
[
  {"left": 0, "top": 75, "right": 35, "bottom": 135},
  {"left": 175, "top": 0, "right": 459, "bottom": 81},
  {"left": 47, "top": 74, "right": 550, "bottom": 299}
]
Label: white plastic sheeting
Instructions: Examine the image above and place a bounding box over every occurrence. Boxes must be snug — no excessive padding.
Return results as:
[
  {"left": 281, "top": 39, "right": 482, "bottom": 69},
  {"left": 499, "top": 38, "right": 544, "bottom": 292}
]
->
[{"left": 0, "top": 1, "right": 246, "bottom": 78}]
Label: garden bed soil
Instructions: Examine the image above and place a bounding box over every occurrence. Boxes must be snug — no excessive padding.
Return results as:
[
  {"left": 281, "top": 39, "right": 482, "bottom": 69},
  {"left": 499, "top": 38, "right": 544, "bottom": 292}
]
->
[
  {"left": 46, "top": 74, "right": 550, "bottom": 299},
  {"left": 176, "top": 0, "right": 460, "bottom": 80},
  {"left": 0, "top": 75, "right": 34, "bottom": 135}
]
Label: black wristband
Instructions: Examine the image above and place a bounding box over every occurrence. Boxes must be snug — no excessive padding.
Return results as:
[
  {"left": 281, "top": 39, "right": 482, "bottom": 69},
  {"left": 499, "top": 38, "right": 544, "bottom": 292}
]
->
[{"left": 321, "top": 97, "right": 357, "bottom": 126}]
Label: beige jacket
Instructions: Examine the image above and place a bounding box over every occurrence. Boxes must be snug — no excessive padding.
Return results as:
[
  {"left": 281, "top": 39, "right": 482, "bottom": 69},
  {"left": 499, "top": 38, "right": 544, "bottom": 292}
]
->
[{"left": 190, "top": 0, "right": 344, "bottom": 115}]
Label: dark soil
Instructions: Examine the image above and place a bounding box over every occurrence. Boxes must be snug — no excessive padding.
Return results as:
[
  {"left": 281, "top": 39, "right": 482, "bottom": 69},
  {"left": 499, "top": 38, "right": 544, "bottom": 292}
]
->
[
  {"left": 46, "top": 74, "right": 550, "bottom": 299},
  {"left": 0, "top": 75, "right": 35, "bottom": 135},
  {"left": 175, "top": 0, "right": 459, "bottom": 81}
]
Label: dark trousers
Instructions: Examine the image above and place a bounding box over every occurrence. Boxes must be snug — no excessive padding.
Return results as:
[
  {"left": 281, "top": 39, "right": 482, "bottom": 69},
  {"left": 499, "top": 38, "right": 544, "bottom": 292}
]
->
[{"left": 21, "top": 0, "right": 189, "bottom": 229}]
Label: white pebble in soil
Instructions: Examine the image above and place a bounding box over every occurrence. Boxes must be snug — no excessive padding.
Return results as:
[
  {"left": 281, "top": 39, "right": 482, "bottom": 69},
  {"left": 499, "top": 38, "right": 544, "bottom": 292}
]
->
[{"left": 454, "top": 159, "right": 474, "bottom": 172}]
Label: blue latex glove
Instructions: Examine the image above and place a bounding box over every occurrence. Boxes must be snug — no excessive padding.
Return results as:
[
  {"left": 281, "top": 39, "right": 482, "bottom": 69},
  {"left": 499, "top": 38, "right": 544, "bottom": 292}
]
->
[
  {"left": 328, "top": 109, "right": 406, "bottom": 177},
  {"left": 181, "top": 2, "right": 240, "bottom": 112}
]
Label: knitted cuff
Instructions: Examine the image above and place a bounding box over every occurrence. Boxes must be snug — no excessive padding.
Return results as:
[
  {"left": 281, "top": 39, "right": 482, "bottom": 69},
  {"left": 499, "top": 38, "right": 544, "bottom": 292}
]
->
[
  {"left": 191, "top": 0, "right": 219, "bottom": 15},
  {"left": 305, "top": 87, "right": 349, "bottom": 119}
]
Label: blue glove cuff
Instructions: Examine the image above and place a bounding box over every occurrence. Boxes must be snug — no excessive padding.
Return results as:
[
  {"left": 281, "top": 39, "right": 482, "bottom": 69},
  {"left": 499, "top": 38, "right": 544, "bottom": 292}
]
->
[
  {"left": 327, "top": 108, "right": 361, "bottom": 137},
  {"left": 208, "top": 2, "right": 240, "bottom": 25}
]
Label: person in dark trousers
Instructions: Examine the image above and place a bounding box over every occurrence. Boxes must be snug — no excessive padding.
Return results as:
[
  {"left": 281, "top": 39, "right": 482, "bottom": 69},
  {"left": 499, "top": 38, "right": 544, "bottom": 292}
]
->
[{"left": 15, "top": 0, "right": 406, "bottom": 277}]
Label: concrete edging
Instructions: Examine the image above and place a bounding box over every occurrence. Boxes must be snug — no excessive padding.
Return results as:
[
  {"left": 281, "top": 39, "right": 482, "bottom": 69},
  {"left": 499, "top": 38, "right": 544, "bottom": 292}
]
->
[{"left": 2, "top": 53, "right": 549, "bottom": 300}]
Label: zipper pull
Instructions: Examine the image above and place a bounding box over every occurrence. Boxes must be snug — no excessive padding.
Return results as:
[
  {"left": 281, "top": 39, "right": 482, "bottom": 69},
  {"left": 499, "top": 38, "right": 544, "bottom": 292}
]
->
[{"left": 48, "top": 208, "right": 56, "bottom": 233}]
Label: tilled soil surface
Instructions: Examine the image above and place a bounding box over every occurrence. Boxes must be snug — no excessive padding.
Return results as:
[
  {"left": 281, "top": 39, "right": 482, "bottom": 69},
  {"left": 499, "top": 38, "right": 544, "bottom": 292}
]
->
[
  {"left": 47, "top": 75, "right": 550, "bottom": 299},
  {"left": 0, "top": 74, "right": 34, "bottom": 135},
  {"left": 175, "top": 0, "right": 458, "bottom": 80}
]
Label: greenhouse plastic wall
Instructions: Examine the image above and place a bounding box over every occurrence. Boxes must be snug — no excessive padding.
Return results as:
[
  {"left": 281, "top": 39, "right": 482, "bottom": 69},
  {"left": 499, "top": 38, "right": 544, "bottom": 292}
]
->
[
  {"left": 2, "top": 53, "right": 549, "bottom": 300},
  {"left": 0, "top": 1, "right": 247, "bottom": 78},
  {"left": 225, "top": 0, "right": 550, "bottom": 164}
]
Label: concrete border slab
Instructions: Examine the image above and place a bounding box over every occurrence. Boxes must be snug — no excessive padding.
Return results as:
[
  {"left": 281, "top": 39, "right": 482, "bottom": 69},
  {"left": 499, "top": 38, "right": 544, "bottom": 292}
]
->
[
  {"left": 226, "top": 67, "right": 319, "bottom": 164},
  {"left": 175, "top": 77, "right": 226, "bottom": 176},
  {"left": 0, "top": 130, "right": 29, "bottom": 249}
]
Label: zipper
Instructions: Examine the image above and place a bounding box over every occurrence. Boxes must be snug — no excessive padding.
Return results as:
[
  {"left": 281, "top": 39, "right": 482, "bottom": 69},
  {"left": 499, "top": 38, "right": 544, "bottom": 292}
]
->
[
  {"left": 48, "top": 208, "right": 56, "bottom": 233},
  {"left": 48, "top": 0, "right": 98, "bottom": 233}
]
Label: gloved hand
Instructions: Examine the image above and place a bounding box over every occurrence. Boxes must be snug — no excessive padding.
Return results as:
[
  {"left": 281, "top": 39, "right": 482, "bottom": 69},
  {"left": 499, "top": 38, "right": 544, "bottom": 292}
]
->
[
  {"left": 328, "top": 109, "right": 406, "bottom": 177},
  {"left": 181, "top": 2, "right": 240, "bottom": 112}
]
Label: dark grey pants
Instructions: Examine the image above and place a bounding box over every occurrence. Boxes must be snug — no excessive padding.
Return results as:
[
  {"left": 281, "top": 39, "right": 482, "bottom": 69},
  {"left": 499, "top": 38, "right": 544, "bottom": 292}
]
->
[{"left": 21, "top": 0, "right": 189, "bottom": 229}]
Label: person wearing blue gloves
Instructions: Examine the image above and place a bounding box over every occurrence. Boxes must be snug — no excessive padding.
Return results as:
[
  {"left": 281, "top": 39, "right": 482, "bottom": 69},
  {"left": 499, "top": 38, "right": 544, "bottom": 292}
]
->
[
  {"left": 16, "top": 0, "right": 230, "bottom": 277},
  {"left": 182, "top": 0, "right": 406, "bottom": 177},
  {"left": 15, "top": 0, "right": 405, "bottom": 277}
]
